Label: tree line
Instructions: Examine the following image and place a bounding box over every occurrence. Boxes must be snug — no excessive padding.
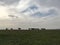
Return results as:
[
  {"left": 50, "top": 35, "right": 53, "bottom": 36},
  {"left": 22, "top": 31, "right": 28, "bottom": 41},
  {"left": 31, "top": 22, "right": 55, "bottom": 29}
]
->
[{"left": 4, "top": 28, "right": 46, "bottom": 30}]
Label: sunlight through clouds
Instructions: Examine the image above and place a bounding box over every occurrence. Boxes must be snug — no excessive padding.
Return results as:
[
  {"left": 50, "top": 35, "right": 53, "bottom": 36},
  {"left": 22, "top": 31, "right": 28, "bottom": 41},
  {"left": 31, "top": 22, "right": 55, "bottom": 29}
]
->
[{"left": 0, "top": 6, "right": 9, "bottom": 19}]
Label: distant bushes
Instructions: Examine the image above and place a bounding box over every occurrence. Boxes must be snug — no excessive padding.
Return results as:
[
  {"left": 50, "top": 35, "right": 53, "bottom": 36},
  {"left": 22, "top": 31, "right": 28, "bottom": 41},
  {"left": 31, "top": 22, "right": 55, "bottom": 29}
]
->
[
  {"left": 5, "top": 28, "right": 46, "bottom": 30},
  {"left": 18, "top": 28, "right": 21, "bottom": 30},
  {"left": 28, "top": 28, "right": 46, "bottom": 30},
  {"left": 28, "top": 28, "right": 40, "bottom": 30},
  {"left": 41, "top": 28, "right": 46, "bottom": 30},
  {"left": 6, "top": 28, "right": 8, "bottom": 30},
  {"left": 0, "top": 27, "right": 60, "bottom": 31},
  {"left": 10, "top": 28, "right": 13, "bottom": 30},
  {"left": 5, "top": 28, "right": 21, "bottom": 30}
]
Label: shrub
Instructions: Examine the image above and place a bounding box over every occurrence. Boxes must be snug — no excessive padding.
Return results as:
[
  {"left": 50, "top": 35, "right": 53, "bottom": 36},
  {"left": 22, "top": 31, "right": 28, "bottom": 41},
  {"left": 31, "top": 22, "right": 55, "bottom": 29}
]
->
[{"left": 41, "top": 28, "right": 46, "bottom": 30}]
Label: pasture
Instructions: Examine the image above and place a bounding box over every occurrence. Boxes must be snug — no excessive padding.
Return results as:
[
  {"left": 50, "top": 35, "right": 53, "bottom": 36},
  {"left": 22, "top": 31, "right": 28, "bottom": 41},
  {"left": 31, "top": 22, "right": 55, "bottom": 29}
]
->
[{"left": 0, "top": 30, "right": 60, "bottom": 45}]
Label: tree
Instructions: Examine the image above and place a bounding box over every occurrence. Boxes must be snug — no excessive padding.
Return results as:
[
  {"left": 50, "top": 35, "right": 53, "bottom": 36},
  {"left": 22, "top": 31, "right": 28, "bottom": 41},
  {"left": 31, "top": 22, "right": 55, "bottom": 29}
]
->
[
  {"left": 6, "top": 28, "right": 8, "bottom": 30},
  {"left": 28, "top": 28, "right": 40, "bottom": 30},
  {"left": 10, "top": 28, "right": 13, "bottom": 30},
  {"left": 18, "top": 28, "right": 21, "bottom": 30},
  {"left": 41, "top": 28, "right": 46, "bottom": 30}
]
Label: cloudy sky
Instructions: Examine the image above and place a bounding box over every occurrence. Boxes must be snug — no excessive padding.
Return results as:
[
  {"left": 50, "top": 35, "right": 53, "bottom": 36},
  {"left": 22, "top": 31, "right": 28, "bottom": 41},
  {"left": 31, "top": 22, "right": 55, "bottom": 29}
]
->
[{"left": 0, "top": 0, "right": 60, "bottom": 29}]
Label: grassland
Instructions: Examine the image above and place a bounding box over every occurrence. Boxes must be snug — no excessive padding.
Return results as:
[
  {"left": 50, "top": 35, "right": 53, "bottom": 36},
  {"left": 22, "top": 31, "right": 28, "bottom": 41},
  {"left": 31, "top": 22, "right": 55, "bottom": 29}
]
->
[{"left": 0, "top": 30, "right": 60, "bottom": 45}]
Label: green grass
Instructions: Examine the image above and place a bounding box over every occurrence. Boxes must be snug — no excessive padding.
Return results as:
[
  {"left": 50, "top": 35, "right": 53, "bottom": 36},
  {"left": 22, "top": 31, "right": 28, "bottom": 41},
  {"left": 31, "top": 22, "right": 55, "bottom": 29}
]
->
[{"left": 0, "top": 30, "right": 60, "bottom": 45}]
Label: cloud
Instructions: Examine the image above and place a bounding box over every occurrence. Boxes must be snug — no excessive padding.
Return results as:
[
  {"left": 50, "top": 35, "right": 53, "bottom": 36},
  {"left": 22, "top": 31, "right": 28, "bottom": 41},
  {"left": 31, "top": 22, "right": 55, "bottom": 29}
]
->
[
  {"left": 0, "top": 0, "right": 60, "bottom": 29},
  {"left": 21, "top": 4, "right": 38, "bottom": 13},
  {"left": 31, "top": 8, "right": 57, "bottom": 17},
  {"left": 0, "top": 5, "right": 9, "bottom": 19},
  {"left": 8, "top": 15, "right": 18, "bottom": 18},
  {"left": 16, "top": 0, "right": 31, "bottom": 11},
  {"left": 34, "top": 0, "right": 60, "bottom": 8},
  {"left": 0, "top": 0, "right": 20, "bottom": 5}
]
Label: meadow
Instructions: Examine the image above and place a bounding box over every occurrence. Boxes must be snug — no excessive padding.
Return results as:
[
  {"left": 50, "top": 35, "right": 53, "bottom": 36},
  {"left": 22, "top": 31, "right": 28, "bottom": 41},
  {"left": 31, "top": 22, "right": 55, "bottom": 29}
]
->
[{"left": 0, "top": 30, "right": 60, "bottom": 45}]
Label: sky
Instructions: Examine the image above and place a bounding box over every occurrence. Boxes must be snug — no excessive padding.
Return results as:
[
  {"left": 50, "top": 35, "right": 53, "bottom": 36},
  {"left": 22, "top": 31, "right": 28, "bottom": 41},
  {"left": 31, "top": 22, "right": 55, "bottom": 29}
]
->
[{"left": 0, "top": 0, "right": 60, "bottom": 29}]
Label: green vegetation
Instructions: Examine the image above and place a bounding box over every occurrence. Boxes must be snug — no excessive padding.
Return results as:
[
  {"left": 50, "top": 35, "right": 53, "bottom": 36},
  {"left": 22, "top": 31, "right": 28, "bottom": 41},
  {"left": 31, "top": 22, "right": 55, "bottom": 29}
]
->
[{"left": 0, "top": 30, "right": 60, "bottom": 45}]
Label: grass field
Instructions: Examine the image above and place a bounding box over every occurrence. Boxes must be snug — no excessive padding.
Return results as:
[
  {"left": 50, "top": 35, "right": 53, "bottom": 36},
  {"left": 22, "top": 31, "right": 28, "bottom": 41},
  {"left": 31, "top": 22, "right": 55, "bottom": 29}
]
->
[{"left": 0, "top": 30, "right": 60, "bottom": 45}]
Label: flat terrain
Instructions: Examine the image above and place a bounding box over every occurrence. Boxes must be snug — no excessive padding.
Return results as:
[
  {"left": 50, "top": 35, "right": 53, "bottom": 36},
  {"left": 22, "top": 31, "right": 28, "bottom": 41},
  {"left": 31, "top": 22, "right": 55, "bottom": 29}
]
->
[{"left": 0, "top": 30, "right": 60, "bottom": 45}]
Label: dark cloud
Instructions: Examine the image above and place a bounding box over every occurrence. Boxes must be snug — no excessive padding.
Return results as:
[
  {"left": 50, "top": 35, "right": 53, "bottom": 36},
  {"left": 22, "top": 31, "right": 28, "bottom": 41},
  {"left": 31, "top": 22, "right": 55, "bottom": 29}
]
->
[
  {"left": 29, "top": 4, "right": 38, "bottom": 10},
  {"left": 21, "top": 4, "right": 38, "bottom": 13},
  {"left": 31, "top": 9, "right": 57, "bottom": 17},
  {"left": 8, "top": 15, "right": 18, "bottom": 18}
]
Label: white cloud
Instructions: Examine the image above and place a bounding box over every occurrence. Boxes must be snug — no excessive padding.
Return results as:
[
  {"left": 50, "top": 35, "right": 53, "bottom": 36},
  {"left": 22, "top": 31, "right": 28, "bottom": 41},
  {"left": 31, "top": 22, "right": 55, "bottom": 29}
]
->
[
  {"left": 16, "top": 0, "right": 31, "bottom": 11},
  {"left": 0, "top": 0, "right": 20, "bottom": 5}
]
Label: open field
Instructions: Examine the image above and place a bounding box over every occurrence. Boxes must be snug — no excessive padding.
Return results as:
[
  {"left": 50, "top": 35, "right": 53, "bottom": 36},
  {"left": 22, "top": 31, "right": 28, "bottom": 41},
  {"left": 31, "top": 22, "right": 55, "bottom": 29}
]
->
[{"left": 0, "top": 30, "right": 60, "bottom": 45}]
